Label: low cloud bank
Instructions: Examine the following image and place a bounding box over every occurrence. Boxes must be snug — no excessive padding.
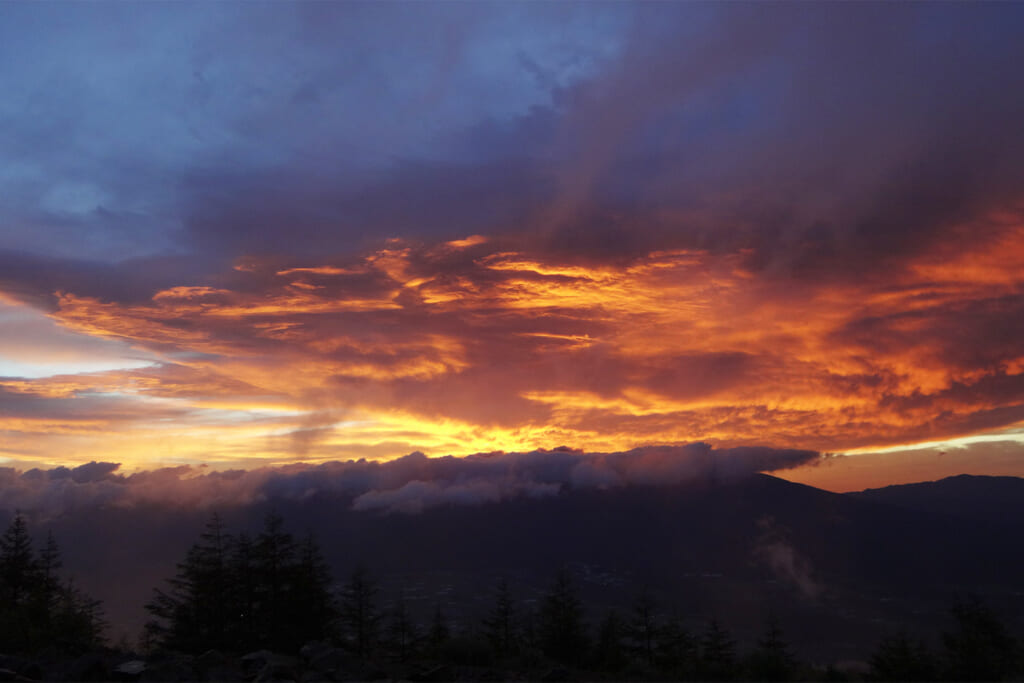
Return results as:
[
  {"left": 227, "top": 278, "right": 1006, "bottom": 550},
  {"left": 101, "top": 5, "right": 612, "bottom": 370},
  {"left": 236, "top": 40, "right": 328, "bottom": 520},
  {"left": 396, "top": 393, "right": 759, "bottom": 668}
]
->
[{"left": 0, "top": 443, "right": 819, "bottom": 518}]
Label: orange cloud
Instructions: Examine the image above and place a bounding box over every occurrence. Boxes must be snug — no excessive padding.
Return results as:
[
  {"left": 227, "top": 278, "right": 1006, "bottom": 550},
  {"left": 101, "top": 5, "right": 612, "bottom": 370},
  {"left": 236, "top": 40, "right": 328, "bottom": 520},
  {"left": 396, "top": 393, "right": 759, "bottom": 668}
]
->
[{"left": 0, "top": 212, "right": 1022, "bottom": 472}]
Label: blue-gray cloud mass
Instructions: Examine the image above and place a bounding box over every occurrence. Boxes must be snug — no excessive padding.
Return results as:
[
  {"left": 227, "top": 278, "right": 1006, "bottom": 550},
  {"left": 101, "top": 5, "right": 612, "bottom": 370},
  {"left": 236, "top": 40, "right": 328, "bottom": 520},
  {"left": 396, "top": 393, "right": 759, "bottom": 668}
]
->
[
  {"left": 2, "top": 2, "right": 1023, "bottom": 304},
  {"left": 0, "top": 444, "right": 820, "bottom": 518}
]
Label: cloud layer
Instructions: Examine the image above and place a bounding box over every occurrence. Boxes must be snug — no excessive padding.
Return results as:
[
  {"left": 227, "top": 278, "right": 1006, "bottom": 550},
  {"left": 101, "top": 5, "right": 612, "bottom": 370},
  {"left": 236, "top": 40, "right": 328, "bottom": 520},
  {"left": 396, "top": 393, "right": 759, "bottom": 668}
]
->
[
  {"left": 2, "top": 230, "right": 1022, "bottom": 468},
  {"left": 0, "top": 444, "right": 818, "bottom": 518},
  {"left": 1, "top": 4, "right": 1023, "bottom": 474}
]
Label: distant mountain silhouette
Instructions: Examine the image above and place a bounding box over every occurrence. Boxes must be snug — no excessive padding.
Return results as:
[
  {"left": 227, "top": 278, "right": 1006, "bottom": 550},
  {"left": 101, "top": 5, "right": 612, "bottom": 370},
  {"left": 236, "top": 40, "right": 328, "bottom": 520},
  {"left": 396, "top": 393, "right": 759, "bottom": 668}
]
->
[
  {"left": 847, "top": 474, "right": 1024, "bottom": 525},
  {"left": 16, "top": 473, "right": 1024, "bottom": 661}
]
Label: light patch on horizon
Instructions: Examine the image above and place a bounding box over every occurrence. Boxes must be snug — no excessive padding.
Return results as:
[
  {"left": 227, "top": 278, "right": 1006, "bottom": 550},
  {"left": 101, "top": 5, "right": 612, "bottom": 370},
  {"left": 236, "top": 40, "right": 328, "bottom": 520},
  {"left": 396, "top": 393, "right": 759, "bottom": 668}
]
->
[
  {"left": 841, "top": 428, "right": 1024, "bottom": 457},
  {"left": 779, "top": 439, "right": 1024, "bottom": 493},
  {"left": 0, "top": 300, "right": 156, "bottom": 379}
]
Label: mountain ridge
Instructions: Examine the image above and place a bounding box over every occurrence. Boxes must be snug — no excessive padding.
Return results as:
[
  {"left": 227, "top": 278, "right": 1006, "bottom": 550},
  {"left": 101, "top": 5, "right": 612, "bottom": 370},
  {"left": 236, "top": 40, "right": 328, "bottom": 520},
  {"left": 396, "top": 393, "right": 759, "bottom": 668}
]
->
[
  {"left": 5, "top": 471, "right": 1024, "bottom": 658},
  {"left": 847, "top": 473, "right": 1024, "bottom": 525}
]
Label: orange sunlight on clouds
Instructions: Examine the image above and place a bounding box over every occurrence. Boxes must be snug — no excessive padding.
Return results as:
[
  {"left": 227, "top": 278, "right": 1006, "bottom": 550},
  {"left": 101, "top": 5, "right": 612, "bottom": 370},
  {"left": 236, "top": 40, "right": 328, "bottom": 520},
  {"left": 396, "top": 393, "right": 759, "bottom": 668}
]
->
[{"left": 2, "top": 208, "right": 1022, "bottom": 477}]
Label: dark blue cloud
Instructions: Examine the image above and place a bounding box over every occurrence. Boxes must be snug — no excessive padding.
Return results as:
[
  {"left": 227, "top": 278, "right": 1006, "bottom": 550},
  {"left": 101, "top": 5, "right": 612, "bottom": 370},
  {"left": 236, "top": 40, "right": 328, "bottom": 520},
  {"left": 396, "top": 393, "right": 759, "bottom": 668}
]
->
[{"left": 1, "top": 2, "right": 1023, "bottom": 299}]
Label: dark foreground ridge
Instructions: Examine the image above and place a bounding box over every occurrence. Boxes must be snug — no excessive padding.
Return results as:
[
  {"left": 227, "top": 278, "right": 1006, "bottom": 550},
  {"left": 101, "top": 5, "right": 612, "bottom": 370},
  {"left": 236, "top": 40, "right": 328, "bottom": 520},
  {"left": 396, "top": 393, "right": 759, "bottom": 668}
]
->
[{"left": 2, "top": 474, "right": 1024, "bottom": 680}]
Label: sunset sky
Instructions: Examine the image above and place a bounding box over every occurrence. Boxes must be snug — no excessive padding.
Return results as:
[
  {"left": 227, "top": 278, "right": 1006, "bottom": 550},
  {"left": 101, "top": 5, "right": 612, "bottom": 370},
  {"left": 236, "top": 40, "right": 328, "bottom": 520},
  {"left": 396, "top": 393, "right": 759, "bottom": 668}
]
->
[{"left": 2, "top": 2, "right": 1024, "bottom": 492}]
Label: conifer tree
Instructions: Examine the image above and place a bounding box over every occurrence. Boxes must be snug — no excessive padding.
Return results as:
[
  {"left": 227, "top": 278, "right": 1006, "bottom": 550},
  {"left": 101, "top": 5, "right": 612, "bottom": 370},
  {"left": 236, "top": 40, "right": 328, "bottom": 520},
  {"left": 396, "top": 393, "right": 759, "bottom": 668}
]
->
[
  {"left": 427, "top": 604, "right": 450, "bottom": 659},
  {"left": 869, "top": 632, "right": 935, "bottom": 682},
  {"left": 339, "top": 565, "right": 380, "bottom": 658},
  {"left": 0, "top": 513, "right": 37, "bottom": 607},
  {"left": 0, "top": 514, "right": 104, "bottom": 654},
  {"left": 291, "top": 532, "right": 337, "bottom": 646},
  {"left": 53, "top": 577, "right": 106, "bottom": 652},
  {"left": 145, "top": 513, "right": 233, "bottom": 652},
  {"left": 254, "top": 511, "right": 296, "bottom": 648},
  {"left": 747, "top": 616, "right": 797, "bottom": 682},
  {"left": 145, "top": 512, "right": 335, "bottom": 654},
  {"left": 595, "top": 609, "right": 627, "bottom": 673},
  {"left": 387, "top": 590, "right": 418, "bottom": 661},
  {"left": 482, "top": 578, "right": 517, "bottom": 658},
  {"left": 538, "top": 567, "right": 587, "bottom": 666},
  {"left": 228, "top": 531, "right": 257, "bottom": 648},
  {"left": 699, "top": 618, "right": 737, "bottom": 681},
  {"left": 626, "top": 587, "right": 659, "bottom": 666},
  {"left": 942, "top": 597, "right": 1017, "bottom": 682},
  {"left": 37, "top": 531, "right": 63, "bottom": 628},
  {"left": 655, "top": 614, "right": 697, "bottom": 678}
]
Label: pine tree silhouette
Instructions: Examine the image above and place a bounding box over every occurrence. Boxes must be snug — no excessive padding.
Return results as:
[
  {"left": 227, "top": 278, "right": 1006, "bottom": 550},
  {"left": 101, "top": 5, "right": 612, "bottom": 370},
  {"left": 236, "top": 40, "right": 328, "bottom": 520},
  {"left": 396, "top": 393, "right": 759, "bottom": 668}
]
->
[
  {"left": 254, "top": 511, "right": 297, "bottom": 648},
  {"left": 291, "top": 532, "right": 337, "bottom": 646},
  {"left": 655, "top": 614, "right": 697, "bottom": 678},
  {"left": 426, "top": 604, "right": 450, "bottom": 659},
  {"left": 145, "top": 513, "right": 232, "bottom": 652},
  {"left": 0, "top": 514, "right": 104, "bottom": 654},
  {"left": 482, "top": 578, "right": 518, "bottom": 658},
  {"left": 145, "top": 512, "right": 335, "bottom": 654},
  {"left": 0, "top": 513, "right": 37, "bottom": 607},
  {"left": 228, "top": 531, "right": 258, "bottom": 648},
  {"left": 869, "top": 631, "right": 935, "bottom": 682},
  {"left": 626, "top": 587, "right": 659, "bottom": 666},
  {"left": 339, "top": 565, "right": 380, "bottom": 659},
  {"left": 386, "top": 589, "right": 418, "bottom": 662},
  {"left": 747, "top": 616, "right": 797, "bottom": 682},
  {"left": 538, "top": 567, "right": 588, "bottom": 666},
  {"left": 699, "top": 618, "right": 737, "bottom": 681},
  {"left": 596, "top": 609, "right": 627, "bottom": 673},
  {"left": 942, "top": 596, "right": 1017, "bottom": 682}
]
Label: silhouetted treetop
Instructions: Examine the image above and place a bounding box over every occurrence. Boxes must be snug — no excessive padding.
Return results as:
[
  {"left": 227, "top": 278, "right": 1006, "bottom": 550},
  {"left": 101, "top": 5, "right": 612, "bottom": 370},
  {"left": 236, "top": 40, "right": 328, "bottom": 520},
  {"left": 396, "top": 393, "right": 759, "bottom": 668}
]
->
[
  {"left": 145, "top": 512, "right": 335, "bottom": 654},
  {"left": 0, "top": 514, "right": 105, "bottom": 655}
]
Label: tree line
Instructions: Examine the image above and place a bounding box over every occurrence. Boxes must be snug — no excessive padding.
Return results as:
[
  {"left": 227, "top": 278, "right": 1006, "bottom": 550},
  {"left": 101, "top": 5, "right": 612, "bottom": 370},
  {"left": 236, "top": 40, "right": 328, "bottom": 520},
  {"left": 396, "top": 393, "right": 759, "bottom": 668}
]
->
[
  {"left": 3, "top": 512, "right": 1024, "bottom": 681},
  {"left": 0, "top": 514, "right": 105, "bottom": 655},
  {"left": 143, "top": 512, "right": 333, "bottom": 654},
  {"left": 141, "top": 513, "right": 800, "bottom": 680},
  {"left": 139, "top": 512, "right": 1024, "bottom": 681}
]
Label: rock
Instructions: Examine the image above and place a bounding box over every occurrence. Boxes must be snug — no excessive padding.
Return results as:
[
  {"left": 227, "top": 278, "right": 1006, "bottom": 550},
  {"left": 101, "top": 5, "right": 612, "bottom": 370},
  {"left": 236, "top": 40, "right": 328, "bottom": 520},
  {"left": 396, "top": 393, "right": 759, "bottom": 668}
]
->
[
  {"left": 64, "top": 652, "right": 113, "bottom": 682},
  {"left": 138, "top": 654, "right": 195, "bottom": 682},
  {"left": 112, "top": 659, "right": 147, "bottom": 681},
  {"left": 195, "top": 649, "right": 228, "bottom": 670},
  {"left": 241, "top": 650, "right": 272, "bottom": 669},
  {"left": 0, "top": 656, "right": 39, "bottom": 681},
  {"left": 196, "top": 653, "right": 244, "bottom": 682},
  {"left": 540, "top": 667, "right": 577, "bottom": 682},
  {"left": 299, "top": 641, "right": 331, "bottom": 662},
  {"left": 17, "top": 663, "right": 42, "bottom": 682},
  {"left": 254, "top": 662, "right": 295, "bottom": 682},
  {"left": 409, "top": 664, "right": 453, "bottom": 682},
  {"left": 194, "top": 649, "right": 245, "bottom": 681},
  {"left": 302, "top": 644, "right": 353, "bottom": 677},
  {"left": 356, "top": 664, "right": 389, "bottom": 681},
  {"left": 241, "top": 651, "right": 298, "bottom": 682},
  {"left": 199, "top": 664, "right": 245, "bottom": 682}
]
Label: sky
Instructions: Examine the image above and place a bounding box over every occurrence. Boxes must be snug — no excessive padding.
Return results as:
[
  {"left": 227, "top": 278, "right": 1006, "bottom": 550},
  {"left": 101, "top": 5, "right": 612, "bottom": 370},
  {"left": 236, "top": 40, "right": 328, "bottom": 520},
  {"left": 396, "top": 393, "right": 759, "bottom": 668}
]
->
[{"left": 2, "top": 2, "right": 1024, "bottom": 492}]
